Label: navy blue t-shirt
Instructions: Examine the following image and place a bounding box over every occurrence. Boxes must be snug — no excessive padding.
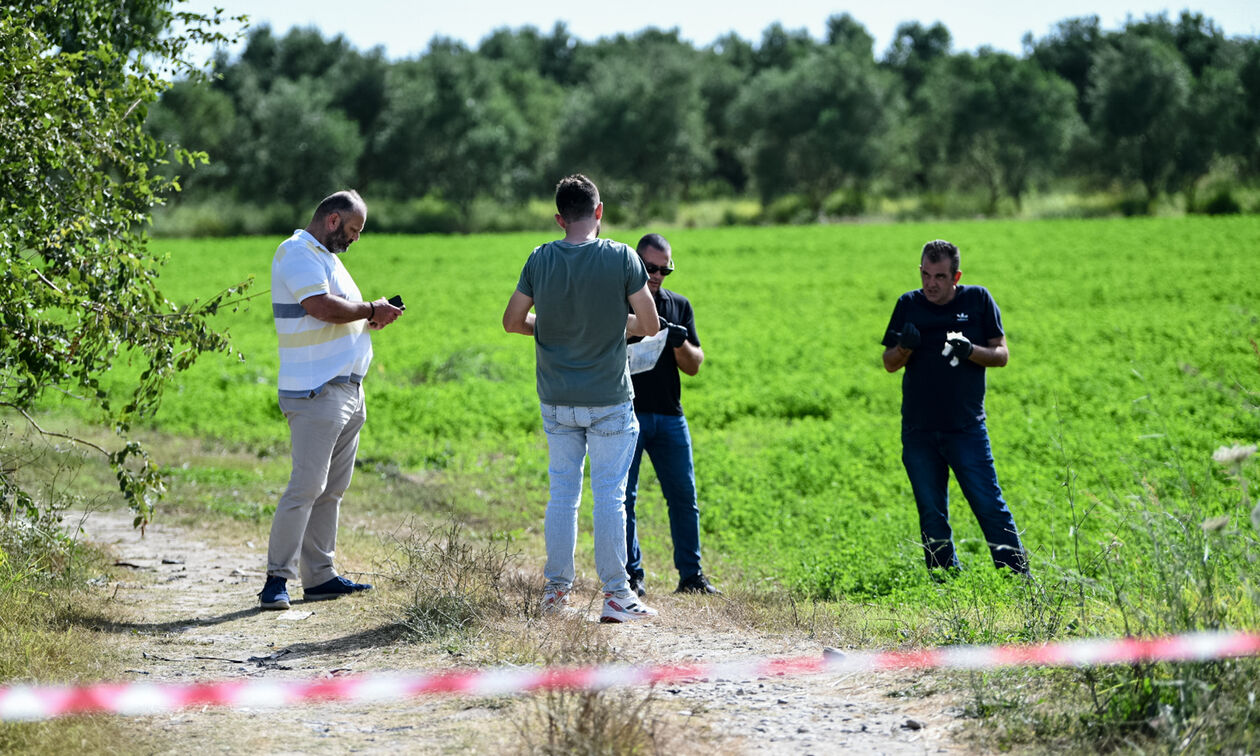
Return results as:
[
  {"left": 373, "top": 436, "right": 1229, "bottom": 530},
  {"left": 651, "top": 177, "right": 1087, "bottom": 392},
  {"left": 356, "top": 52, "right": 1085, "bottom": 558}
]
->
[{"left": 880, "top": 285, "right": 1004, "bottom": 431}]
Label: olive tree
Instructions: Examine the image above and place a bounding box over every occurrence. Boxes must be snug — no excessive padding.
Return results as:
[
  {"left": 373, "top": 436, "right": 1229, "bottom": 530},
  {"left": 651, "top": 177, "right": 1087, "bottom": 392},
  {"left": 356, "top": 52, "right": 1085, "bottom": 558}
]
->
[
  {"left": 921, "top": 50, "right": 1081, "bottom": 211},
  {"left": 563, "top": 42, "right": 712, "bottom": 211},
  {"left": 1087, "top": 34, "right": 1193, "bottom": 203},
  {"left": 732, "top": 46, "right": 900, "bottom": 204}
]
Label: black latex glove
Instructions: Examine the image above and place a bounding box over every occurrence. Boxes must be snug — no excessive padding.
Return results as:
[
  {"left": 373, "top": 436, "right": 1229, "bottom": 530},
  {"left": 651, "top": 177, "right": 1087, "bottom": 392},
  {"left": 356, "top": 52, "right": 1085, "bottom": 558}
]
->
[
  {"left": 947, "top": 334, "right": 973, "bottom": 360},
  {"left": 896, "top": 322, "right": 921, "bottom": 350},
  {"left": 658, "top": 316, "right": 689, "bottom": 348}
]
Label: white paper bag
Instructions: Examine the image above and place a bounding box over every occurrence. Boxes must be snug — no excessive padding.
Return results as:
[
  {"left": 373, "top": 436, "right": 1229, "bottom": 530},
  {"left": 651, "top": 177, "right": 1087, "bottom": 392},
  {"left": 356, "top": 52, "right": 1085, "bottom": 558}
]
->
[{"left": 627, "top": 330, "right": 669, "bottom": 374}]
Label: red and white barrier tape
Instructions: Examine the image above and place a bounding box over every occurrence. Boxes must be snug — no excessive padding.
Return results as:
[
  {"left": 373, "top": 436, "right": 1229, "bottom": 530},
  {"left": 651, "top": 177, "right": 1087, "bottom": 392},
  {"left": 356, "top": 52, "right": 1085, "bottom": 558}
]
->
[{"left": 3, "top": 630, "right": 1258, "bottom": 722}]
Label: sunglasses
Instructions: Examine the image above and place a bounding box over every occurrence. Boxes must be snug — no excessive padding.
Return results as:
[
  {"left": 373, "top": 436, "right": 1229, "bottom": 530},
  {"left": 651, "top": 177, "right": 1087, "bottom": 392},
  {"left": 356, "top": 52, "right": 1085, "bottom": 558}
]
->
[{"left": 644, "top": 262, "right": 674, "bottom": 276}]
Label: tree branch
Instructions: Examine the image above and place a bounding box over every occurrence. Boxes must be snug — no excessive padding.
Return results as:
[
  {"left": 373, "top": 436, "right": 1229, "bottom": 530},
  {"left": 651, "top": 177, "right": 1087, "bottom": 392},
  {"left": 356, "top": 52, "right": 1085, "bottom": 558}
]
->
[
  {"left": 0, "top": 403, "right": 109, "bottom": 456},
  {"left": 32, "top": 267, "right": 65, "bottom": 295}
]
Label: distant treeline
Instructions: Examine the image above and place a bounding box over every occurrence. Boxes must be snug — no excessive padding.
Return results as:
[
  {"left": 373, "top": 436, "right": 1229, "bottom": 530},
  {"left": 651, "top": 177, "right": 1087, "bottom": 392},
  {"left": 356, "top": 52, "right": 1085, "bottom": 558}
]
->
[{"left": 147, "top": 11, "right": 1260, "bottom": 232}]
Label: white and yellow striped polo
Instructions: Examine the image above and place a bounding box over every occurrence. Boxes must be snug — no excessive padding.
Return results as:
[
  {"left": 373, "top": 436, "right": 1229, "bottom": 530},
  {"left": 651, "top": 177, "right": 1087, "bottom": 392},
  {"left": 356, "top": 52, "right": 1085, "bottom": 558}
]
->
[{"left": 271, "top": 229, "right": 373, "bottom": 397}]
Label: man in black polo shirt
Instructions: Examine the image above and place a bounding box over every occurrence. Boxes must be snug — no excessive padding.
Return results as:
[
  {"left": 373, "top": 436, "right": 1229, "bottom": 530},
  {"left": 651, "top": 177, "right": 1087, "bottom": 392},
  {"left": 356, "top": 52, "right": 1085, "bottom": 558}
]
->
[
  {"left": 881, "top": 239, "right": 1028, "bottom": 575},
  {"left": 623, "top": 233, "right": 719, "bottom": 596}
]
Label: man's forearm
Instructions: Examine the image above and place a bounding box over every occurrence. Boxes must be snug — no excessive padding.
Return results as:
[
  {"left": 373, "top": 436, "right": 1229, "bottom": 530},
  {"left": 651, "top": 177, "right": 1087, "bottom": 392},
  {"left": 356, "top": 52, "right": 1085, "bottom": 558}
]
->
[
  {"left": 626, "top": 312, "right": 661, "bottom": 337},
  {"left": 502, "top": 290, "right": 535, "bottom": 335},
  {"left": 506, "top": 312, "right": 535, "bottom": 335},
  {"left": 626, "top": 286, "right": 660, "bottom": 337},
  {"left": 968, "top": 344, "right": 1008, "bottom": 367},
  {"left": 882, "top": 345, "right": 910, "bottom": 372},
  {"left": 303, "top": 294, "right": 373, "bottom": 324},
  {"left": 675, "top": 342, "right": 703, "bottom": 375}
]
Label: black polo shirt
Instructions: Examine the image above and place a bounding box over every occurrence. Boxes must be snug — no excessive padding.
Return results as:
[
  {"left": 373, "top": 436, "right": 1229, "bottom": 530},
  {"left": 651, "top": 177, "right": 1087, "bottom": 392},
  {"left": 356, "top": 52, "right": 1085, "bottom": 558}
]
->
[
  {"left": 881, "top": 285, "right": 1004, "bottom": 431},
  {"left": 628, "top": 288, "right": 700, "bottom": 416}
]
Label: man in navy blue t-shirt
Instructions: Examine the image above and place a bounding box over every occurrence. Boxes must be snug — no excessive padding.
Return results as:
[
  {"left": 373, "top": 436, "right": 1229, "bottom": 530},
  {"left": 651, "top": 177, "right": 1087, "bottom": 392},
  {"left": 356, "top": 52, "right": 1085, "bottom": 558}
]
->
[{"left": 880, "top": 240, "right": 1028, "bottom": 574}]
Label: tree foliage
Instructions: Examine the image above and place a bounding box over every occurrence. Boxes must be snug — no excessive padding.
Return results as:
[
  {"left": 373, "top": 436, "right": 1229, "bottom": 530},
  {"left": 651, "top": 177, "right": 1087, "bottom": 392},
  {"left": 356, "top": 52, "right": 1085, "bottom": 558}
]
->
[
  {"left": 882, "top": 21, "right": 953, "bottom": 99},
  {"left": 564, "top": 38, "right": 711, "bottom": 209},
  {"left": 733, "top": 46, "right": 899, "bottom": 203},
  {"left": 371, "top": 41, "right": 561, "bottom": 215},
  {"left": 149, "top": 12, "right": 1260, "bottom": 220},
  {"left": 245, "top": 78, "right": 365, "bottom": 205},
  {"left": 0, "top": 1, "right": 249, "bottom": 526},
  {"left": 1024, "top": 15, "right": 1107, "bottom": 118},
  {"left": 923, "top": 51, "right": 1081, "bottom": 209},
  {"left": 1087, "top": 35, "right": 1193, "bottom": 201}
]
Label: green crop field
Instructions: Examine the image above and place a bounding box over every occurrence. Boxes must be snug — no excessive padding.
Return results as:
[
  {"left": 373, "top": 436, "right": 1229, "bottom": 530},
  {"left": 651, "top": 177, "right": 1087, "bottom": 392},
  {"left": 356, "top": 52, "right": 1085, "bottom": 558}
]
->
[{"left": 78, "top": 216, "right": 1260, "bottom": 605}]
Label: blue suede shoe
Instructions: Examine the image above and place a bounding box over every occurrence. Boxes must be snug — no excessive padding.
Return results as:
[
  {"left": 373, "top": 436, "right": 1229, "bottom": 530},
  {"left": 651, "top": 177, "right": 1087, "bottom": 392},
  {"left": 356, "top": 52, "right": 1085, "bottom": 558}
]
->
[
  {"left": 258, "top": 575, "right": 290, "bottom": 610},
  {"left": 303, "top": 575, "right": 373, "bottom": 601}
]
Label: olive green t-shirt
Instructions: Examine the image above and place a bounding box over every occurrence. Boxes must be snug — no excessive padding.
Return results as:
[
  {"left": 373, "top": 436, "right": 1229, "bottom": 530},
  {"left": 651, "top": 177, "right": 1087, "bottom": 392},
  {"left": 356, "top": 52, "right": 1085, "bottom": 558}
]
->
[{"left": 516, "top": 238, "right": 649, "bottom": 406}]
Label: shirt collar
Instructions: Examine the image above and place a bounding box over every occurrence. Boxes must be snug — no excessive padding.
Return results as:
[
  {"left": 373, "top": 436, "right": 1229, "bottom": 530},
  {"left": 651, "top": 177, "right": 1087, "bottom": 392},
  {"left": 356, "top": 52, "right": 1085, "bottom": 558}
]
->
[{"left": 294, "top": 229, "right": 329, "bottom": 253}]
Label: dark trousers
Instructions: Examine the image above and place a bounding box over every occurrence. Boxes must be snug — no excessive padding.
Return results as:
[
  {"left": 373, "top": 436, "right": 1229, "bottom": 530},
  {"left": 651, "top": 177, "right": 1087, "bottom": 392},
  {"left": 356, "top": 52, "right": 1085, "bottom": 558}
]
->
[
  {"left": 624, "top": 412, "right": 703, "bottom": 581},
  {"left": 901, "top": 423, "right": 1027, "bottom": 572}
]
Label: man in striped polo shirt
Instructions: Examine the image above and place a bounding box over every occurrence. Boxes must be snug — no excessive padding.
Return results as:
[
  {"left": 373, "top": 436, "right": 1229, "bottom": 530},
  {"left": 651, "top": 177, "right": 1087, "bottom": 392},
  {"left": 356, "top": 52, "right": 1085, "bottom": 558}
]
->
[{"left": 259, "top": 190, "right": 403, "bottom": 610}]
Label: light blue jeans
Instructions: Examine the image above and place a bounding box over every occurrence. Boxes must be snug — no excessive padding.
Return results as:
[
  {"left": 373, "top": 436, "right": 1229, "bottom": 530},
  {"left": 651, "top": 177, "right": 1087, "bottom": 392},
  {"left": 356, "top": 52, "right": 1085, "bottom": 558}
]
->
[{"left": 540, "top": 401, "right": 638, "bottom": 596}]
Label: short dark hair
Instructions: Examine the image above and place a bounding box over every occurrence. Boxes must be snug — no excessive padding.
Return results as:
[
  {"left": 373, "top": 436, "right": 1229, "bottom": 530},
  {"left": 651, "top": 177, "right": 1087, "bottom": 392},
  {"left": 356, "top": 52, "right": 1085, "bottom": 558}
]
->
[
  {"left": 555, "top": 174, "right": 599, "bottom": 223},
  {"left": 312, "top": 190, "right": 365, "bottom": 223},
  {"left": 636, "top": 233, "right": 671, "bottom": 255},
  {"left": 921, "top": 239, "right": 960, "bottom": 273}
]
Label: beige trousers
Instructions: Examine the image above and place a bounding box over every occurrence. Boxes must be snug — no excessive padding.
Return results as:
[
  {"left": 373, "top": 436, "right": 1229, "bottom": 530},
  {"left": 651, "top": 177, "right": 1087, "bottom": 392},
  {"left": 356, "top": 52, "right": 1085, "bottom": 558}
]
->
[{"left": 267, "top": 382, "right": 366, "bottom": 587}]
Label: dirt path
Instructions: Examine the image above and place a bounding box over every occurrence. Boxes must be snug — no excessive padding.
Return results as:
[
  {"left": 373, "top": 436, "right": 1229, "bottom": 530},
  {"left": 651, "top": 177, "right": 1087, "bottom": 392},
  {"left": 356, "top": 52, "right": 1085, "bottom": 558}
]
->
[{"left": 78, "top": 508, "right": 969, "bottom": 754}]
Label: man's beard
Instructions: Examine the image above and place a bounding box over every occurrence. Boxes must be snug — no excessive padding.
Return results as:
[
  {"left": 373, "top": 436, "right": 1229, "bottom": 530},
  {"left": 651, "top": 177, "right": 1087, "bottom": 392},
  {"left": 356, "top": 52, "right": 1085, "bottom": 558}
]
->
[{"left": 327, "top": 226, "right": 351, "bottom": 253}]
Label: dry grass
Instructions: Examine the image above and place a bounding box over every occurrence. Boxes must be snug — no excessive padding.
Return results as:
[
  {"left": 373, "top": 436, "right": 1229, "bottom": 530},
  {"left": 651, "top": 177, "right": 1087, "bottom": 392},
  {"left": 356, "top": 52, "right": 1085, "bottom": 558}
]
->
[
  {"left": 385, "top": 518, "right": 528, "bottom": 642},
  {"left": 508, "top": 614, "right": 681, "bottom": 756},
  {"left": 0, "top": 533, "right": 162, "bottom": 754},
  {"left": 379, "top": 519, "right": 713, "bottom": 755},
  {"left": 514, "top": 685, "right": 673, "bottom": 756}
]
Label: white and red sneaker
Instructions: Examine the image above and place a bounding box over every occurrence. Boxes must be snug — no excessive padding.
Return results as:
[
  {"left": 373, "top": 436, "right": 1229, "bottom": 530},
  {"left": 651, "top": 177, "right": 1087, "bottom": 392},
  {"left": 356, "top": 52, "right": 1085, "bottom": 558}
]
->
[
  {"left": 599, "top": 592, "right": 658, "bottom": 623},
  {"left": 540, "top": 587, "right": 572, "bottom": 615}
]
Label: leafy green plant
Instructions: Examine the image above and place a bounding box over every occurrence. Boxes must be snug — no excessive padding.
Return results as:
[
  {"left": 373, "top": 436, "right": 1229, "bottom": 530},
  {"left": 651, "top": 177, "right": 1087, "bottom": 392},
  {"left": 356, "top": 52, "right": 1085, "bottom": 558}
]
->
[
  {"left": 965, "top": 426, "right": 1260, "bottom": 750},
  {"left": 1198, "top": 186, "right": 1243, "bottom": 215},
  {"left": 0, "top": 2, "right": 249, "bottom": 527},
  {"left": 763, "top": 194, "right": 814, "bottom": 224},
  {"left": 65, "top": 216, "right": 1259, "bottom": 607}
]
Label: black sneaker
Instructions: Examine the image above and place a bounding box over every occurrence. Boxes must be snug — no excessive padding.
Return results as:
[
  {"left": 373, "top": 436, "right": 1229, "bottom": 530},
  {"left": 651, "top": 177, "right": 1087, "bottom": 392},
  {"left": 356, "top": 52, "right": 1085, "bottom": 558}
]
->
[
  {"left": 628, "top": 575, "right": 646, "bottom": 597},
  {"left": 303, "top": 575, "right": 373, "bottom": 602},
  {"left": 675, "top": 573, "right": 720, "bottom": 595},
  {"left": 258, "top": 575, "right": 290, "bottom": 610}
]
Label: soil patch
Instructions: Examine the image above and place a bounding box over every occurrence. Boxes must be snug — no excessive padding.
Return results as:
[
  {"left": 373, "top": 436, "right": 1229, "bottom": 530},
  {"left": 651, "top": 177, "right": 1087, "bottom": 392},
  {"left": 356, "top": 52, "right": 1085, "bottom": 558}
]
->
[{"left": 76, "top": 509, "right": 969, "bottom": 754}]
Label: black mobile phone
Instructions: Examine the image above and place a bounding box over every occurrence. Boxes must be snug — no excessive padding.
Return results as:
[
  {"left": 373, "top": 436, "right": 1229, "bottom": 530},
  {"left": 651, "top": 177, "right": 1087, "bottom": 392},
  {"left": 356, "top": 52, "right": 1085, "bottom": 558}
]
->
[{"left": 387, "top": 294, "right": 405, "bottom": 310}]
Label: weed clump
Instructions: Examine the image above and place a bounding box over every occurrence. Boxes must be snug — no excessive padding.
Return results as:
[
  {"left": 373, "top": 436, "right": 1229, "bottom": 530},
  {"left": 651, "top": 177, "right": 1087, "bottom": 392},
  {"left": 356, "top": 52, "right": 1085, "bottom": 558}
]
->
[
  {"left": 512, "top": 626, "right": 675, "bottom": 756},
  {"left": 387, "top": 519, "right": 522, "bottom": 641},
  {"left": 964, "top": 433, "right": 1260, "bottom": 752},
  {"left": 516, "top": 687, "right": 668, "bottom": 756}
]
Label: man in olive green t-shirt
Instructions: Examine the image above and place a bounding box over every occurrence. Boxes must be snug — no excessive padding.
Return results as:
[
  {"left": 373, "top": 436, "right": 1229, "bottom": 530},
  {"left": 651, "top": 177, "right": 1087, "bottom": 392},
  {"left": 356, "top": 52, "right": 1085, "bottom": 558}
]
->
[{"left": 502, "top": 174, "right": 661, "bottom": 623}]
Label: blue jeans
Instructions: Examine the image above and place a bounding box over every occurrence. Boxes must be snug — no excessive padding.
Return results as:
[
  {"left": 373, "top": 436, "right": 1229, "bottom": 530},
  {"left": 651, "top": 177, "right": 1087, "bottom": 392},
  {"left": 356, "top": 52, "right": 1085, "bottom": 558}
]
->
[
  {"left": 540, "top": 401, "right": 638, "bottom": 596},
  {"left": 624, "top": 413, "right": 703, "bottom": 582},
  {"left": 901, "top": 423, "right": 1028, "bottom": 572}
]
